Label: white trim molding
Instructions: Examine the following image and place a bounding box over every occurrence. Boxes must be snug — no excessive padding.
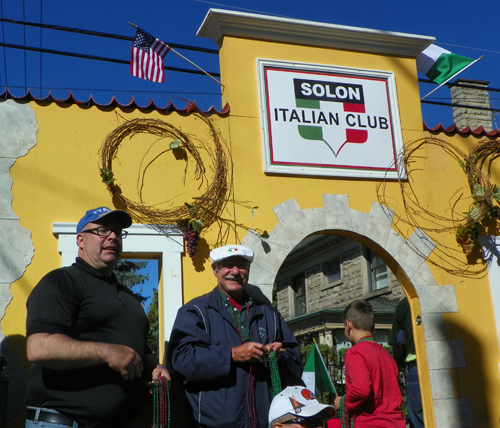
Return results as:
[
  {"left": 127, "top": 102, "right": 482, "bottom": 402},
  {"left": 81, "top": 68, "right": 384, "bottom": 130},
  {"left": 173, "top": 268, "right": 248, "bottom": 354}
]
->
[{"left": 197, "top": 8, "right": 434, "bottom": 57}]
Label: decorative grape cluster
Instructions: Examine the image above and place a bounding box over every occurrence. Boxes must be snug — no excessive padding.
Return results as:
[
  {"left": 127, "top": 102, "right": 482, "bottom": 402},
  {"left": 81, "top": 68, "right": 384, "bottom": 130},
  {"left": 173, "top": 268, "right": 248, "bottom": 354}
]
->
[
  {"left": 456, "top": 223, "right": 478, "bottom": 257},
  {"left": 183, "top": 223, "right": 200, "bottom": 260},
  {"left": 459, "top": 233, "right": 476, "bottom": 256}
]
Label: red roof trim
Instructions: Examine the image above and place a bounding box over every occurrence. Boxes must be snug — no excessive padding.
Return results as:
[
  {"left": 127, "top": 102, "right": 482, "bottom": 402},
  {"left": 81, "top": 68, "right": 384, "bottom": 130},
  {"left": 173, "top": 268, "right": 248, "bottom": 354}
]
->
[
  {"left": 423, "top": 122, "right": 500, "bottom": 137},
  {"left": 0, "top": 88, "right": 230, "bottom": 115}
]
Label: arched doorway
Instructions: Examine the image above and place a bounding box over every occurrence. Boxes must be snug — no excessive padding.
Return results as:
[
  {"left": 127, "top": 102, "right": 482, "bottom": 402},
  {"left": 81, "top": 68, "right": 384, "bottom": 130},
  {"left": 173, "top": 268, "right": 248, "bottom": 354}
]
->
[{"left": 242, "top": 195, "right": 473, "bottom": 428}]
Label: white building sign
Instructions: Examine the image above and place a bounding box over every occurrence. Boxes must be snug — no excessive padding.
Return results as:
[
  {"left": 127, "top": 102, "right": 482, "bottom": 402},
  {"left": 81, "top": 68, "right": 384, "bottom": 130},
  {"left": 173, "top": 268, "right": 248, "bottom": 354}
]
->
[{"left": 257, "top": 59, "right": 406, "bottom": 179}]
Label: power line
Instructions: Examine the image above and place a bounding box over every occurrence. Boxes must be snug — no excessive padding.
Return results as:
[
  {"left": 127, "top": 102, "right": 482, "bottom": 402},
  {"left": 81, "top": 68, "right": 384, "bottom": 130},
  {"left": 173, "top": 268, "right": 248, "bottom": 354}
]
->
[
  {"left": 0, "top": 17, "right": 219, "bottom": 54},
  {"left": 0, "top": 42, "right": 221, "bottom": 77},
  {"left": 39, "top": 0, "right": 43, "bottom": 98},
  {"left": 439, "top": 42, "right": 500, "bottom": 56},
  {"left": 22, "top": 1, "right": 27, "bottom": 92},
  {"left": 418, "top": 78, "right": 500, "bottom": 93},
  {"left": 3, "top": 15, "right": 499, "bottom": 114},
  {"left": 421, "top": 100, "right": 500, "bottom": 113},
  {"left": 192, "top": 0, "right": 289, "bottom": 18},
  {"left": 0, "top": 2, "right": 7, "bottom": 89}
]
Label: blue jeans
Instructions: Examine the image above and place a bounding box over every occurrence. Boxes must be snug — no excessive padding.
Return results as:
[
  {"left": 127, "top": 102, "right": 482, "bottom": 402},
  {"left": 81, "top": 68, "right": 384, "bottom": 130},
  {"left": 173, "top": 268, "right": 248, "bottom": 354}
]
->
[
  {"left": 26, "top": 408, "right": 79, "bottom": 428},
  {"left": 406, "top": 366, "right": 424, "bottom": 428}
]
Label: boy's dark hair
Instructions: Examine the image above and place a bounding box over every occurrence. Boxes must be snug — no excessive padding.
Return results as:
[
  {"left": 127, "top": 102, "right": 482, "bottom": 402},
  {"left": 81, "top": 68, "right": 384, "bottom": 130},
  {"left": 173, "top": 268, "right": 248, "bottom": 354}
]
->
[{"left": 343, "top": 300, "right": 375, "bottom": 332}]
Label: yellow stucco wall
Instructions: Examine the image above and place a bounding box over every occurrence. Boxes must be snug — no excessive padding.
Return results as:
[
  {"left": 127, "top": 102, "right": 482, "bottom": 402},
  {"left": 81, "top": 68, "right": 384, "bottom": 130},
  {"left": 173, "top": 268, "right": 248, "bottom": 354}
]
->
[{"left": 2, "top": 17, "right": 500, "bottom": 428}]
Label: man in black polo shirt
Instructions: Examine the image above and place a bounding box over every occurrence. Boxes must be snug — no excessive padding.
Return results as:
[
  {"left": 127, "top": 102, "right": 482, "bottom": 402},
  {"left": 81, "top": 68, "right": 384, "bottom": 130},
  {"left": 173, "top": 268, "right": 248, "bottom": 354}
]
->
[{"left": 25, "top": 207, "right": 169, "bottom": 428}]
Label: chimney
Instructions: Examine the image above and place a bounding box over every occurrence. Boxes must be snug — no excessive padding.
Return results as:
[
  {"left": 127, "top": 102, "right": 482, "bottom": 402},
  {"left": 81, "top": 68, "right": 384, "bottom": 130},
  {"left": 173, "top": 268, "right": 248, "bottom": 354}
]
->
[{"left": 451, "top": 79, "right": 493, "bottom": 132}]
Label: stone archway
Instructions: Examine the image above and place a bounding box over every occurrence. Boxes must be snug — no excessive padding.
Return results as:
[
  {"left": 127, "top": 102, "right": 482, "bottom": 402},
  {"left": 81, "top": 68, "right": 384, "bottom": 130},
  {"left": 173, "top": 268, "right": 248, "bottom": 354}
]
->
[{"left": 242, "top": 194, "right": 473, "bottom": 428}]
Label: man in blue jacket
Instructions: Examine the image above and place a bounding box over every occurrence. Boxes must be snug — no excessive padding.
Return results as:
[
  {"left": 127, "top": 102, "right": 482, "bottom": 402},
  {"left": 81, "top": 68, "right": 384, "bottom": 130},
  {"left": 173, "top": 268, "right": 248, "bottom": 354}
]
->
[{"left": 168, "top": 244, "right": 303, "bottom": 428}]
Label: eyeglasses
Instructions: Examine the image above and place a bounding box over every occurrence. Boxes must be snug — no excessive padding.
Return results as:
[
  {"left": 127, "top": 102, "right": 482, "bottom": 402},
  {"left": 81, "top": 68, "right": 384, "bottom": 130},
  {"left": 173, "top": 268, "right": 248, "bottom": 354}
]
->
[
  {"left": 80, "top": 227, "right": 128, "bottom": 239},
  {"left": 282, "top": 417, "right": 326, "bottom": 428}
]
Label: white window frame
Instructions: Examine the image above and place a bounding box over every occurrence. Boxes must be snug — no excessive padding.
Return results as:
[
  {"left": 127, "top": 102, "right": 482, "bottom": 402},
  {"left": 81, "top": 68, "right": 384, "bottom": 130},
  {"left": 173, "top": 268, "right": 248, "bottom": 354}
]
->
[
  {"left": 322, "top": 247, "right": 360, "bottom": 290},
  {"left": 479, "top": 235, "right": 500, "bottom": 374},
  {"left": 325, "top": 256, "right": 342, "bottom": 285},
  {"left": 292, "top": 273, "right": 307, "bottom": 317},
  {"left": 367, "top": 248, "right": 390, "bottom": 293},
  {"left": 52, "top": 222, "right": 184, "bottom": 359}
]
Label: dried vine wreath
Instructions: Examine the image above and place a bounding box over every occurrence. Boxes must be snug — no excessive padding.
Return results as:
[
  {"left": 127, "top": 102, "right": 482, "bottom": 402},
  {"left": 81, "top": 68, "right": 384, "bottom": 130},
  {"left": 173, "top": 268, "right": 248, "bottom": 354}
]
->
[
  {"left": 99, "top": 115, "right": 243, "bottom": 257},
  {"left": 377, "top": 136, "right": 500, "bottom": 277}
]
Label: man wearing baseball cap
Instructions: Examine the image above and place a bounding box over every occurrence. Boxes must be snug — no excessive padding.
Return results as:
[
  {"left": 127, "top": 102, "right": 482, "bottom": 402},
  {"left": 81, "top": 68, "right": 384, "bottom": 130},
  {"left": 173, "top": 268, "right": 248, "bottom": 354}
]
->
[
  {"left": 26, "top": 207, "right": 169, "bottom": 428},
  {"left": 269, "top": 386, "right": 336, "bottom": 428},
  {"left": 168, "top": 244, "right": 303, "bottom": 428}
]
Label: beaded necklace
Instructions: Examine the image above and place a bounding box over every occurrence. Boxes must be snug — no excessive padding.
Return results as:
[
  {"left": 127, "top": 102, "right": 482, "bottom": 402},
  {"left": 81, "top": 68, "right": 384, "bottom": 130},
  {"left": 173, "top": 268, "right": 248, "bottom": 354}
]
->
[
  {"left": 268, "top": 350, "right": 282, "bottom": 397},
  {"left": 339, "top": 396, "right": 353, "bottom": 428},
  {"left": 356, "top": 336, "right": 375, "bottom": 344},
  {"left": 339, "top": 336, "right": 376, "bottom": 428},
  {"left": 151, "top": 375, "right": 170, "bottom": 428},
  {"left": 230, "top": 300, "right": 258, "bottom": 428}
]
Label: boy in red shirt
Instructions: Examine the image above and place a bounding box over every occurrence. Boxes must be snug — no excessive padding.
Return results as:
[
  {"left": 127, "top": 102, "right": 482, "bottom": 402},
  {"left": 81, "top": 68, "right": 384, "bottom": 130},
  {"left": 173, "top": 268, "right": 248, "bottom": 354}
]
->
[{"left": 334, "top": 300, "right": 405, "bottom": 428}]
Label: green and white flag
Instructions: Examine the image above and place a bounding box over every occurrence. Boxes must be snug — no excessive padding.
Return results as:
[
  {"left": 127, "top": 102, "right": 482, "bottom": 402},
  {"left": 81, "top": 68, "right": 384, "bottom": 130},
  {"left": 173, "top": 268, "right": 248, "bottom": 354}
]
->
[
  {"left": 302, "top": 342, "right": 336, "bottom": 394},
  {"left": 417, "top": 44, "right": 475, "bottom": 85}
]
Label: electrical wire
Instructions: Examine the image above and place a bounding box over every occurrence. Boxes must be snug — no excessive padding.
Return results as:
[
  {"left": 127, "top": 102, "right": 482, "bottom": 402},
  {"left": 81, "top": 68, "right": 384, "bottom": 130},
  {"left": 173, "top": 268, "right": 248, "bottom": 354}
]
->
[
  {"left": 39, "top": 0, "right": 43, "bottom": 98},
  {"left": 23, "top": 0, "right": 26, "bottom": 92},
  {"left": 421, "top": 100, "right": 500, "bottom": 113},
  {"left": 439, "top": 42, "right": 500, "bottom": 56},
  {"left": 2, "top": 7, "right": 499, "bottom": 113},
  {"left": 192, "top": 0, "right": 289, "bottom": 18},
  {"left": 418, "top": 78, "right": 500, "bottom": 93},
  {"left": 0, "top": 0, "right": 7, "bottom": 92},
  {"left": 0, "top": 17, "right": 219, "bottom": 54},
  {"left": 0, "top": 42, "right": 221, "bottom": 77}
]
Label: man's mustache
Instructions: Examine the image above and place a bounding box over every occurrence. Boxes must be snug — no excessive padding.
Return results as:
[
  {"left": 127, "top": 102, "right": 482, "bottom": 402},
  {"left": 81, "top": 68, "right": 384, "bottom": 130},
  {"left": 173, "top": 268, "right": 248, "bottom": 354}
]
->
[{"left": 224, "top": 275, "right": 246, "bottom": 281}]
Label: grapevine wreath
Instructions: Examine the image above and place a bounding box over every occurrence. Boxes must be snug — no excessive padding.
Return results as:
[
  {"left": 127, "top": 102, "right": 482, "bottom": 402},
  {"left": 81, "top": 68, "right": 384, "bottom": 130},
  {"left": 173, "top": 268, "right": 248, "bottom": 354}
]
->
[
  {"left": 377, "top": 136, "right": 500, "bottom": 277},
  {"left": 99, "top": 115, "right": 234, "bottom": 259}
]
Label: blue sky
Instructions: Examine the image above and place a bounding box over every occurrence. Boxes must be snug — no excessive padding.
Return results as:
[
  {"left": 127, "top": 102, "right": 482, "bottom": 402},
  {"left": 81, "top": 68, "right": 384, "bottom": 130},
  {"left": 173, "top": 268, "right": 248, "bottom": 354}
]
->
[
  {"left": 1, "top": 0, "right": 499, "bottom": 127},
  {"left": 135, "top": 259, "right": 158, "bottom": 312},
  {"left": 3, "top": 0, "right": 499, "bottom": 304}
]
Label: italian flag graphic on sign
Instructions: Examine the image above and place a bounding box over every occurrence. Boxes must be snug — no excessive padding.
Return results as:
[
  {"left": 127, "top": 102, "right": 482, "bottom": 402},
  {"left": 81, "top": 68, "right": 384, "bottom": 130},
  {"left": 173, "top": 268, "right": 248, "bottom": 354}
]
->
[
  {"left": 294, "top": 78, "right": 368, "bottom": 158},
  {"left": 296, "top": 98, "right": 368, "bottom": 158}
]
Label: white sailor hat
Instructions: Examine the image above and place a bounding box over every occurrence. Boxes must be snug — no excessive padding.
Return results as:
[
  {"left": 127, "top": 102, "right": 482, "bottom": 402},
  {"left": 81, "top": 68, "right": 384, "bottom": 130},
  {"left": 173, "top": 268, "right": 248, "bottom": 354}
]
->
[{"left": 210, "top": 245, "right": 254, "bottom": 265}]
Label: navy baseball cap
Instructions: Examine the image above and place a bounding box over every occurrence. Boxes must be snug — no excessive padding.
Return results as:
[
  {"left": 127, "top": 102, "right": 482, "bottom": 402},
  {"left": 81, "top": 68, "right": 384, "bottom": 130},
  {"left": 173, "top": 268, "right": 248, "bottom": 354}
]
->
[{"left": 76, "top": 207, "right": 132, "bottom": 233}]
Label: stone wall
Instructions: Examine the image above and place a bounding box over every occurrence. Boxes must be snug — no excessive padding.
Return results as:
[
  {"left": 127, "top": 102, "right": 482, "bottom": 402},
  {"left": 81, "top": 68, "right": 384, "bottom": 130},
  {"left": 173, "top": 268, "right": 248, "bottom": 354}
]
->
[{"left": 276, "top": 279, "right": 290, "bottom": 319}]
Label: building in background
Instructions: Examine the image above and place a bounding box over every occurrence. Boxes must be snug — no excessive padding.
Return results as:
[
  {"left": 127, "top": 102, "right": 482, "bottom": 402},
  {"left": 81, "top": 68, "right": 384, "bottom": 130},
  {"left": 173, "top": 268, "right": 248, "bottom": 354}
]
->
[{"left": 276, "top": 235, "right": 401, "bottom": 349}]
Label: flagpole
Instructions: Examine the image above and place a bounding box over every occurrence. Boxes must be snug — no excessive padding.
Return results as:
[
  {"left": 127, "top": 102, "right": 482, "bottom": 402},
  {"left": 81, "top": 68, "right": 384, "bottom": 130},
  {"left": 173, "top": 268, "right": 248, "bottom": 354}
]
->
[
  {"left": 420, "top": 56, "right": 483, "bottom": 101},
  {"left": 128, "top": 22, "right": 224, "bottom": 88},
  {"left": 169, "top": 47, "right": 223, "bottom": 87}
]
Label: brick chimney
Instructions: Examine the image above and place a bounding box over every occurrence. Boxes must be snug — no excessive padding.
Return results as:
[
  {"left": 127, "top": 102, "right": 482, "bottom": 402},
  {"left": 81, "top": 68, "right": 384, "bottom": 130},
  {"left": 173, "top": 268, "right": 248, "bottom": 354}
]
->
[{"left": 450, "top": 79, "right": 493, "bottom": 131}]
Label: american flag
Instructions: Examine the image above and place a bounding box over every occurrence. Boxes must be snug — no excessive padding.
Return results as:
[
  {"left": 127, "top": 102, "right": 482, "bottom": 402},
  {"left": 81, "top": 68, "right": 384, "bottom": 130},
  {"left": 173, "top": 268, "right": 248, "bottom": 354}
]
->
[{"left": 130, "top": 28, "right": 171, "bottom": 83}]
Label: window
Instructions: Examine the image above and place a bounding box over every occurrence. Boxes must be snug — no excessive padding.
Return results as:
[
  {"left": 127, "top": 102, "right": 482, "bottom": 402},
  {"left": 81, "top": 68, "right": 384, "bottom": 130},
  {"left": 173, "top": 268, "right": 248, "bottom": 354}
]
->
[
  {"left": 293, "top": 274, "right": 307, "bottom": 317},
  {"left": 326, "top": 257, "right": 341, "bottom": 284},
  {"left": 324, "top": 248, "right": 359, "bottom": 288},
  {"left": 368, "top": 249, "right": 389, "bottom": 292}
]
